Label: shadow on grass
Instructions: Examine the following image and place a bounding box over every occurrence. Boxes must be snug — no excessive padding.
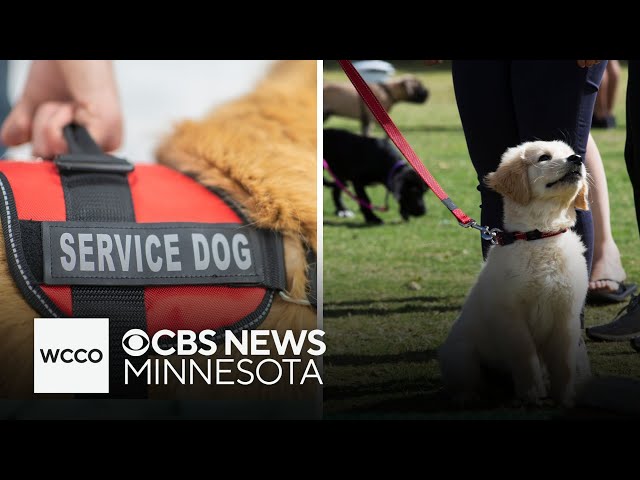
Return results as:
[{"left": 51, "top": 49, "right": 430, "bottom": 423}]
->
[
  {"left": 347, "top": 388, "right": 455, "bottom": 414},
  {"left": 324, "top": 303, "right": 459, "bottom": 318},
  {"left": 593, "top": 350, "right": 636, "bottom": 357},
  {"left": 394, "top": 124, "right": 462, "bottom": 133},
  {"left": 325, "top": 348, "right": 439, "bottom": 367},
  {"left": 324, "top": 374, "right": 440, "bottom": 401},
  {"left": 327, "top": 295, "right": 453, "bottom": 306},
  {"left": 323, "top": 219, "right": 411, "bottom": 228},
  {"left": 322, "top": 220, "right": 383, "bottom": 229},
  {"left": 326, "top": 376, "right": 457, "bottom": 414}
]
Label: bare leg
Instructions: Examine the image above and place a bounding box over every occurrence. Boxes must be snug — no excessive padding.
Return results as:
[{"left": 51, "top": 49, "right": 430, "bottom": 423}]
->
[
  {"left": 605, "top": 60, "right": 621, "bottom": 118},
  {"left": 586, "top": 133, "right": 627, "bottom": 293},
  {"left": 594, "top": 67, "right": 609, "bottom": 120}
]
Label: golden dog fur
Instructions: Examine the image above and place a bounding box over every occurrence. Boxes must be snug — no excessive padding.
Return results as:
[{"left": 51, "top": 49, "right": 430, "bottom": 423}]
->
[{"left": 0, "top": 60, "right": 317, "bottom": 399}]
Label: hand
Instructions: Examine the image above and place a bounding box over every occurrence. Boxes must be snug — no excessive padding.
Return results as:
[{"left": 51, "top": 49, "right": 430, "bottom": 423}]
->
[
  {"left": 577, "top": 60, "right": 602, "bottom": 68},
  {"left": 423, "top": 60, "right": 444, "bottom": 66},
  {"left": 0, "top": 60, "right": 123, "bottom": 158}
]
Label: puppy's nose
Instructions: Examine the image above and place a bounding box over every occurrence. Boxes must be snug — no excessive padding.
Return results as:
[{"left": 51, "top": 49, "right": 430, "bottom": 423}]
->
[{"left": 567, "top": 154, "right": 582, "bottom": 165}]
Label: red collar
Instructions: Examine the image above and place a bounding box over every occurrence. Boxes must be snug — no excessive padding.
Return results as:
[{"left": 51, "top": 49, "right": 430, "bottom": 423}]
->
[{"left": 494, "top": 228, "right": 568, "bottom": 246}]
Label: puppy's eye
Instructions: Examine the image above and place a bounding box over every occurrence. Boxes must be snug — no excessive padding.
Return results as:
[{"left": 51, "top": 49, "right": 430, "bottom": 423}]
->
[{"left": 538, "top": 154, "right": 551, "bottom": 162}]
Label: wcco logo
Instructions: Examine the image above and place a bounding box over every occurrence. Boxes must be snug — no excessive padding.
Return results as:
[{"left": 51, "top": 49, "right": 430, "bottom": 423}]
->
[
  {"left": 40, "top": 348, "right": 104, "bottom": 364},
  {"left": 34, "top": 318, "right": 109, "bottom": 394}
]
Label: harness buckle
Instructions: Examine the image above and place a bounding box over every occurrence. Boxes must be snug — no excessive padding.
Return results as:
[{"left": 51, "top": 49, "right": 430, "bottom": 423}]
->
[
  {"left": 54, "top": 153, "right": 135, "bottom": 174},
  {"left": 459, "top": 220, "right": 501, "bottom": 245}
]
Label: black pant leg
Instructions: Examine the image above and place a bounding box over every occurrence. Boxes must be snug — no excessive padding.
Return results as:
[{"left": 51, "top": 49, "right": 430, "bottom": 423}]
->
[
  {"left": 452, "top": 61, "right": 520, "bottom": 258},
  {"left": 625, "top": 60, "right": 640, "bottom": 238},
  {"left": 511, "top": 60, "right": 607, "bottom": 278}
]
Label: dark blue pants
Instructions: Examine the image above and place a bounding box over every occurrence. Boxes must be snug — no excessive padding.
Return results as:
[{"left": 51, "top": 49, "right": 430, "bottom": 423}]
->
[
  {"left": 625, "top": 61, "right": 640, "bottom": 238},
  {"left": 452, "top": 60, "right": 606, "bottom": 276}
]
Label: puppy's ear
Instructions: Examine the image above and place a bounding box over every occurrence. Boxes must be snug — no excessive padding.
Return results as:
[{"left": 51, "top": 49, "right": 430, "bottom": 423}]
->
[
  {"left": 574, "top": 179, "right": 589, "bottom": 210},
  {"left": 484, "top": 152, "right": 531, "bottom": 205}
]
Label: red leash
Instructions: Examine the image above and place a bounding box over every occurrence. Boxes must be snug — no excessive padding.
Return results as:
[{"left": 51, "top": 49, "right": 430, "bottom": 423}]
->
[{"left": 338, "top": 60, "right": 497, "bottom": 242}]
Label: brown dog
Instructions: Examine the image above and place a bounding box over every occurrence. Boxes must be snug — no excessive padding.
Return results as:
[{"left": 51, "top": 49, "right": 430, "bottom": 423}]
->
[
  {"left": 323, "top": 74, "right": 429, "bottom": 136},
  {"left": 0, "top": 60, "right": 317, "bottom": 400}
]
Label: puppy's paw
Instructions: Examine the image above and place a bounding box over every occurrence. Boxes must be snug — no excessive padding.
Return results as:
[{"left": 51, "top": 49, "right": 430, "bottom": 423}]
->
[{"left": 336, "top": 209, "right": 355, "bottom": 218}]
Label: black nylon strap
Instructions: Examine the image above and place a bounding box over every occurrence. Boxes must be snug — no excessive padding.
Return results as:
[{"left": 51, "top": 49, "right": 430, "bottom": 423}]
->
[
  {"left": 58, "top": 124, "right": 147, "bottom": 398},
  {"left": 441, "top": 197, "right": 458, "bottom": 212}
]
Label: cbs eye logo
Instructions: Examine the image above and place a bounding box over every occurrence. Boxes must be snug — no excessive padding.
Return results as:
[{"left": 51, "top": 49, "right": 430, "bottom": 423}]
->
[{"left": 121, "top": 329, "right": 150, "bottom": 356}]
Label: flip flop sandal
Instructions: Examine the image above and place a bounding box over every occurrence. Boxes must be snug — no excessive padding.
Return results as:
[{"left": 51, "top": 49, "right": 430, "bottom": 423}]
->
[{"left": 587, "top": 278, "right": 638, "bottom": 305}]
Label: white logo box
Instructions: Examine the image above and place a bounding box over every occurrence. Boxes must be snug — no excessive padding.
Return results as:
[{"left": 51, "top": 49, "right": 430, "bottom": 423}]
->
[{"left": 33, "top": 318, "right": 109, "bottom": 394}]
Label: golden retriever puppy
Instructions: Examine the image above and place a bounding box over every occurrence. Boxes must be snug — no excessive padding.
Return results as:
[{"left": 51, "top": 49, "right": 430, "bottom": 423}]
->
[{"left": 439, "top": 140, "right": 591, "bottom": 407}]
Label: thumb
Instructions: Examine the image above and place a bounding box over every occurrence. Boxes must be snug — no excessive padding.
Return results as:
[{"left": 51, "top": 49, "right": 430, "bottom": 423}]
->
[
  {"left": 0, "top": 99, "right": 36, "bottom": 146},
  {"left": 73, "top": 102, "right": 123, "bottom": 153}
]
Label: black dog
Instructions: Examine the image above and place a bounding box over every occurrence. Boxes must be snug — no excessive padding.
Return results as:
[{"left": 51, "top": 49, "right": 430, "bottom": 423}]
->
[{"left": 323, "top": 128, "right": 428, "bottom": 224}]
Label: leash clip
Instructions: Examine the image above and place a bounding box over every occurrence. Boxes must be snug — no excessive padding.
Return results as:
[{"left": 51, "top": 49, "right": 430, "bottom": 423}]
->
[{"left": 460, "top": 220, "right": 501, "bottom": 245}]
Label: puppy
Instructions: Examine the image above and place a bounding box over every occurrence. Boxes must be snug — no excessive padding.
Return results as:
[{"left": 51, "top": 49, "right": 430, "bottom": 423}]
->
[
  {"left": 439, "top": 140, "right": 591, "bottom": 407},
  {"left": 323, "top": 75, "right": 429, "bottom": 136},
  {"left": 323, "top": 128, "right": 427, "bottom": 224}
]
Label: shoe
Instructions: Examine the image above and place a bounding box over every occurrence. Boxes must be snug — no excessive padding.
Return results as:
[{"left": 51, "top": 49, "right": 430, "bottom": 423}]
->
[
  {"left": 587, "top": 279, "right": 637, "bottom": 304},
  {"left": 632, "top": 337, "right": 640, "bottom": 352},
  {"left": 586, "top": 294, "right": 640, "bottom": 341}
]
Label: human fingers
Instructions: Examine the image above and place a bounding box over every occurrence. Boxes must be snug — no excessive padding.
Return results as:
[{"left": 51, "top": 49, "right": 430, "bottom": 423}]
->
[
  {"left": 31, "top": 101, "right": 75, "bottom": 158},
  {"left": 0, "top": 99, "right": 36, "bottom": 146},
  {"left": 73, "top": 101, "right": 123, "bottom": 152}
]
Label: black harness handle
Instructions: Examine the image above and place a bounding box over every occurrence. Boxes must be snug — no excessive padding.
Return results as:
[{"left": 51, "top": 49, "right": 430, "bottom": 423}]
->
[{"left": 55, "top": 123, "right": 133, "bottom": 173}]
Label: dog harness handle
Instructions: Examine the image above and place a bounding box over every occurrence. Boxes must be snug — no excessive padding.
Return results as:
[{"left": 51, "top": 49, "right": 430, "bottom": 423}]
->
[{"left": 338, "top": 60, "right": 485, "bottom": 232}]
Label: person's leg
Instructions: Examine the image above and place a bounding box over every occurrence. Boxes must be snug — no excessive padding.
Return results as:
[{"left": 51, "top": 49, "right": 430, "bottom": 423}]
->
[
  {"left": 587, "top": 60, "right": 640, "bottom": 342},
  {"left": 511, "top": 60, "right": 607, "bottom": 279},
  {"left": 452, "top": 61, "right": 520, "bottom": 258},
  {"left": 586, "top": 133, "right": 631, "bottom": 297},
  {"left": 605, "top": 60, "right": 621, "bottom": 118},
  {"left": 626, "top": 60, "right": 640, "bottom": 232},
  {"left": 593, "top": 66, "right": 609, "bottom": 123}
]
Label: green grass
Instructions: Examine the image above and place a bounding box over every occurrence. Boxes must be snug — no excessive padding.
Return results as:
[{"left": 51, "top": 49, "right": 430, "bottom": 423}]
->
[{"left": 322, "top": 63, "right": 640, "bottom": 419}]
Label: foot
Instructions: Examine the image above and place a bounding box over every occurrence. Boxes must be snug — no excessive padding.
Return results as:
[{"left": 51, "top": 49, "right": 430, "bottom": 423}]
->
[
  {"left": 589, "top": 242, "right": 627, "bottom": 294},
  {"left": 586, "top": 295, "right": 640, "bottom": 341}
]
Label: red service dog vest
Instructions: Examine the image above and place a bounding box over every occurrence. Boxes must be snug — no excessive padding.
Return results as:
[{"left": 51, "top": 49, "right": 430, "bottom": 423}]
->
[{"left": 0, "top": 125, "right": 314, "bottom": 397}]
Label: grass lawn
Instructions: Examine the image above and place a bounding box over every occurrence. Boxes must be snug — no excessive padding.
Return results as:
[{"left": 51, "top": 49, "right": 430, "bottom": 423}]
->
[{"left": 322, "top": 62, "right": 640, "bottom": 419}]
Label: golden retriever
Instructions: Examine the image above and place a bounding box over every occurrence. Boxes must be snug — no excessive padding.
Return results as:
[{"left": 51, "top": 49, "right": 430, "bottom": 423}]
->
[
  {"left": 0, "top": 60, "right": 317, "bottom": 399},
  {"left": 439, "top": 140, "right": 591, "bottom": 407}
]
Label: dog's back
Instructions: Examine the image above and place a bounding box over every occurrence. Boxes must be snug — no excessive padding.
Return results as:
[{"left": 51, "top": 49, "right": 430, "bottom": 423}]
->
[{"left": 323, "top": 129, "right": 399, "bottom": 184}]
